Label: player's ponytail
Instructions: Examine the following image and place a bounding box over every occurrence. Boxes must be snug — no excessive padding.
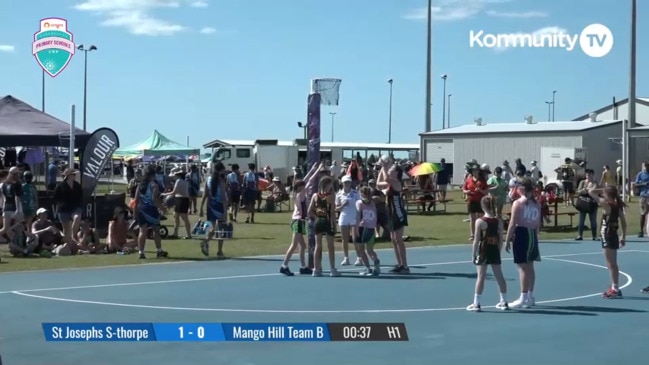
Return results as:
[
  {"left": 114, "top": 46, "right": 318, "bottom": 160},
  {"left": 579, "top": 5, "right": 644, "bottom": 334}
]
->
[{"left": 519, "top": 177, "right": 536, "bottom": 205}]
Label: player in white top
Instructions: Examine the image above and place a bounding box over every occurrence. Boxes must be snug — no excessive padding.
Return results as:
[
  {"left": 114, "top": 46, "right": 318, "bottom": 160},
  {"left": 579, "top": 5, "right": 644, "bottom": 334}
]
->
[{"left": 336, "top": 175, "right": 361, "bottom": 266}]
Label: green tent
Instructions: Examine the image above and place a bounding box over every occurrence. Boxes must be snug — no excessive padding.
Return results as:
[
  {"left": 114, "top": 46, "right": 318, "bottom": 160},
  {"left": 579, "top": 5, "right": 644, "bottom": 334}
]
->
[{"left": 114, "top": 130, "right": 199, "bottom": 157}]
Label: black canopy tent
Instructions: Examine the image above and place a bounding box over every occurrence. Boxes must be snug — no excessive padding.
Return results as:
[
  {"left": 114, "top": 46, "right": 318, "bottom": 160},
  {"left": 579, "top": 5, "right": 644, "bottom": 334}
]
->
[{"left": 0, "top": 95, "right": 90, "bottom": 146}]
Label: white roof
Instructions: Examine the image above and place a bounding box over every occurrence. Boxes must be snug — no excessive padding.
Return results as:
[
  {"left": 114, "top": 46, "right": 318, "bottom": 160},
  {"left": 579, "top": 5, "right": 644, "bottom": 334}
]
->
[
  {"left": 420, "top": 120, "right": 622, "bottom": 136},
  {"left": 206, "top": 139, "right": 418, "bottom": 149}
]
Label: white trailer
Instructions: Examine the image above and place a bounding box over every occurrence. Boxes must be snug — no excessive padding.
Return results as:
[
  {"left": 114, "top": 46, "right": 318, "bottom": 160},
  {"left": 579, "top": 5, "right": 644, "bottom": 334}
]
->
[{"left": 203, "top": 139, "right": 420, "bottom": 182}]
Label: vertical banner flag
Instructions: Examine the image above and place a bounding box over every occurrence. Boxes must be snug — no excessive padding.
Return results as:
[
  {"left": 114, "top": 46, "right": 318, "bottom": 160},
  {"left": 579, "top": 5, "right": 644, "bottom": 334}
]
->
[
  {"left": 81, "top": 128, "right": 120, "bottom": 201},
  {"left": 306, "top": 93, "right": 321, "bottom": 268},
  {"left": 33, "top": 18, "right": 75, "bottom": 77}
]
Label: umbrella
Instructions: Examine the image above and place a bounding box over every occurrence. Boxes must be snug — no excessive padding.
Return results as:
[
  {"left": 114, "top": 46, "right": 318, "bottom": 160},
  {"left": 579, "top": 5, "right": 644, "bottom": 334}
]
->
[{"left": 409, "top": 162, "right": 443, "bottom": 176}]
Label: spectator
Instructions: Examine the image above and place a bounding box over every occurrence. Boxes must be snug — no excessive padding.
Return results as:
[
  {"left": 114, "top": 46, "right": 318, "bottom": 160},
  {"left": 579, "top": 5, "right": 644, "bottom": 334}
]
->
[
  {"left": 53, "top": 168, "right": 83, "bottom": 245},
  {"left": 47, "top": 159, "right": 58, "bottom": 191},
  {"left": 8, "top": 220, "right": 40, "bottom": 257},
  {"left": 107, "top": 207, "right": 136, "bottom": 253},
  {"left": 32, "top": 208, "right": 62, "bottom": 249},
  {"left": 76, "top": 220, "right": 106, "bottom": 254}
]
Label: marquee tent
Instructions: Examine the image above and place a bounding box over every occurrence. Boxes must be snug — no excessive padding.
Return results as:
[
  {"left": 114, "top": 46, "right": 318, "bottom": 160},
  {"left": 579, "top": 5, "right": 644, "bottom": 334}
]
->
[
  {"left": 114, "top": 130, "right": 200, "bottom": 157},
  {"left": 0, "top": 95, "right": 90, "bottom": 146}
]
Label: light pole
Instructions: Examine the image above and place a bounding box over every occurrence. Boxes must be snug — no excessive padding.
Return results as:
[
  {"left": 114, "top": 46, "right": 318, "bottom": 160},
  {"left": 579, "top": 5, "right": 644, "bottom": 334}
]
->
[
  {"left": 424, "top": 0, "right": 432, "bottom": 132},
  {"left": 77, "top": 44, "right": 97, "bottom": 131},
  {"left": 329, "top": 112, "right": 336, "bottom": 142},
  {"left": 41, "top": 69, "right": 46, "bottom": 112},
  {"left": 297, "top": 121, "right": 307, "bottom": 139},
  {"left": 552, "top": 90, "right": 557, "bottom": 121},
  {"left": 545, "top": 101, "right": 553, "bottom": 121},
  {"left": 441, "top": 74, "right": 448, "bottom": 128},
  {"left": 447, "top": 94, "right": 452, "bottom": 127},
  {"left": 388, "top": 79, "right": 393, "bottom": 143}
]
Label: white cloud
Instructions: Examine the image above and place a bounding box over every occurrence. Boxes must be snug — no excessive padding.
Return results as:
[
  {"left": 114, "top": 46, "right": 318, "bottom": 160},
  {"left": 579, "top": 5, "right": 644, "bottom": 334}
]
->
[
  {"left": 74, "top": 0, "right": 198, "bottom": 36},
  {"left": 486, "top": 10, "right": 546, "bottom": 18},
  {"left": 493, "top": 26, "right": 568, "bottom": 52},
  {"left": 404, "top": 0, "right": 544, "bottom": 22},
  {"left": 200, "top": 27, "right": 217, "bottom": 35},
  {"left": 0, "top": 44, "right": 15, "bottom": 52},
  {"left": 190, "top": 0, "right": 208, "bottom": 7}
]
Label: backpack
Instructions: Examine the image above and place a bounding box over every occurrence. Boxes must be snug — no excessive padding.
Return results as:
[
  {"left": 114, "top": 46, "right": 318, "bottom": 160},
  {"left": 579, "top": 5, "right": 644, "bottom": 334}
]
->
[{"left": 561, "top": 167, "right": 571, "bottom": 180}]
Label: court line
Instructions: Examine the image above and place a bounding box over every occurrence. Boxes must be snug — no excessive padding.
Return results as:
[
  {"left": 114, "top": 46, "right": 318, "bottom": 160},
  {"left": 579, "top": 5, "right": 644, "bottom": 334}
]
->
[
  {"left": 0, "top": 238, "right": 612, "bottom": 275},
  {"left": 0, "top": 251, "right": 613, "bottom": 295},
  {"left": 8, "top": 254, "right": 634, "bottom": 313}
]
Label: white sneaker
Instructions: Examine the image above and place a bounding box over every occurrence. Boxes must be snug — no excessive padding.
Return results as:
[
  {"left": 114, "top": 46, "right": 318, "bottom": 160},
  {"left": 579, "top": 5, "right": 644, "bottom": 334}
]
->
[
  {"left": 354, "top": 257, "right": 363, "bottom": 266},
  {"left": 312, "top": 270, "right": 323, "bottom": 277},
  {"left": 495, "top": 301, "right": 510, "bottom": 311},
  {"left": 340, "top": 257, "right": 350, "bottom": 266},
  {"left": 509, "top": 298, "right": 531, "bottom": 309},
  {"left": 528, "top": 296, "right": 535, "bottom": 306},
  {"left": 466, "top": 303, "right": 481, "bottom": 312},
  {"left": 329, "top": 269, "right": 341, "bottom": 277},
  {"left": 359, "top": 268, "right": 372, "bottom": 276}
]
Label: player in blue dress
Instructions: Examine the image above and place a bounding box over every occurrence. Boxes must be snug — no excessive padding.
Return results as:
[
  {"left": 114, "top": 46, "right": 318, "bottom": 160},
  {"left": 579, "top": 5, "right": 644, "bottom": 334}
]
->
[
  {"left": 199, "top": 162, "right": 229, "bottom": 259},
  {"left": 134, "top": 165, "right": 168, "bottom": 259}
]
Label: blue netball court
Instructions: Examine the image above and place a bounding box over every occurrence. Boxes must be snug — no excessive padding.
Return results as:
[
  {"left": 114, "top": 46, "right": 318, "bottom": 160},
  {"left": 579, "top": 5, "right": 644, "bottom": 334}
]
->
[{"left": 0, "top": 240, "right": 648, "bottom": 365}]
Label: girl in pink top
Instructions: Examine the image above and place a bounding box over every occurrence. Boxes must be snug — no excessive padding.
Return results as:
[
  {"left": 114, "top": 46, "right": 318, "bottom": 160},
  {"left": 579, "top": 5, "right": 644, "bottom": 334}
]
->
[
  {"left": 505, "top": 177, "right": 542, "bottom": 309},
  {"left": 355, "top": 186, "right": 381, "bottom": 276}
]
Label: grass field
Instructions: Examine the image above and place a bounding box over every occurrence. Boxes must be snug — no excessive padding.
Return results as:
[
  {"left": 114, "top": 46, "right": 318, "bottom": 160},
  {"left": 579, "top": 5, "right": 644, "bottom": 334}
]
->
[{"left": 0, "top": 187, "right": 643, "bottom": 272}]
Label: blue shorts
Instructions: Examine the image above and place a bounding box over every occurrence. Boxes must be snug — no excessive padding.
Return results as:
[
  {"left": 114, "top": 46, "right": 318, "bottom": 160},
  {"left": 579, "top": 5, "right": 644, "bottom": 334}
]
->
[
  {"left": 58, "top": 208, "right": 83, "bottom": 223},
  {"left": 512, "top": 226, "right": 541, "bottom": 264},
  {"left": 136, "top": 206, "right": 160, "bottom": 227},
  {"left": 242, "top": 190, "right": 257, "bottom": 205}
]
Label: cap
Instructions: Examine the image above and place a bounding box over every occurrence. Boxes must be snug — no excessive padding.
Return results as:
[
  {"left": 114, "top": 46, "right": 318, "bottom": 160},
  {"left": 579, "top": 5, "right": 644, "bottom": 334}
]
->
[
  {"left": 616, "top": 159, "right": 622, "bottom": 165},
  {"left": 480, "top": 163, "right": 491, "bottom": 172},
  {"left": 531, "top": 160, "right": 537, "bottom": 165},
  {"left": 341, "top": 175, "right": 352, "bottom": 183},
  {"left": 272, "top": 176, "right": 280, "bottom": 182},
  {"left": 368, "top": 179, "right": 376, "bottom": 184},
  {"left": 36, "top": 207, "right": 48, "bottom": 215},
  {"left": 62, "top": 168, "right": 78, "bottom": 178}
]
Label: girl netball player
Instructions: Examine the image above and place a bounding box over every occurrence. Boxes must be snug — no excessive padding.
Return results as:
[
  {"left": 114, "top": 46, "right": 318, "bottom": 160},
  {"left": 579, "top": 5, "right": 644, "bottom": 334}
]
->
[
  {"left": 279, "top": 163, "right": 321, "bottom": 276},
  {"left": 134, "top": 166, "right": 168, "bottom": 259},
  {"left": 308, "top": 176, "right": 340, "bottom": 277},
  {"left": 377, "top": 156, "right": 410, "bottom": 274},
  {"left": 337, "top": 175, "right": 361, "bottom": 266},
  {"left": 199, "top": 162, "right": 229, "bottom": 259},
  {"left": 355, "top": 186, "right": 381, "bottom": 276},
  {"left": 467, "top": 195, "right": 508, "bottom": 311},
  {"left": 505, "top": 177, "right": 541, "bottom": 309},
  {"left": 587, "top": 186, "right": 626, "bottom": 298}
]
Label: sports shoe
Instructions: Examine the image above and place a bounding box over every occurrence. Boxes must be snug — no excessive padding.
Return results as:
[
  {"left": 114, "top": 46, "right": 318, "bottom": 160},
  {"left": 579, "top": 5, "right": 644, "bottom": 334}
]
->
[
  {"left": 354, "top": 258, "right": 363, "bottom": 266},
  {"left": 329, "top": 269, "right": 341, "bottom": 277},
  {"left": 528, "top": 296, "right": 535, "bottom": 306},
  {"left": 359, "top": 268, "right": 373, "bottom": 276},
  {"left": 200, "top": 241, "right": 209, "bottom": 256},
  {"left": 509, "top": 298, "right": 531, "bottom": 309},
  {"left": 495, "top": 301, "right": 510, "bottom": 311},
  {"left": 400, "top": 266, "right": 411, "bottom": 274},
  {"left": 340, "top": 257, "right": 350, "bottom": 266},
  {"left": 466, "top": 303, "right": 481, "bottom": 312},
  {"left": 279, "top": 267, "right": 294, "bottom": 276},
  {"left": 602, "top": 288, "right": 623, "bottom": 299},
  {"left": 156, "top": 250, "right": 168, "bottom": 258},
  {"left": 641, "top": 286, "right": 649, "bottom": 294},
  {"left": 389, "top": 265, "right": 402, "bottom": 273},
  {"left": 373, "top": 259, "right": 381, "bottom": 275},
  {"left": 139, "top": 253, "right": 146, "bottom": 259},
  {"left": 299, "top": 267, "right": 313, "bottom": 275},
  {"left": 312, "top": 270, "right": 323, "bottom": 277}
]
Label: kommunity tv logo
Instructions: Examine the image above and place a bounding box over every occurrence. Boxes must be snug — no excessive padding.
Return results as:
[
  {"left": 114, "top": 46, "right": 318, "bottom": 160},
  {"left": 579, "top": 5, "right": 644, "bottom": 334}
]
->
[{"left": 469, "top": 24, "right": 613, "bottom": 58}]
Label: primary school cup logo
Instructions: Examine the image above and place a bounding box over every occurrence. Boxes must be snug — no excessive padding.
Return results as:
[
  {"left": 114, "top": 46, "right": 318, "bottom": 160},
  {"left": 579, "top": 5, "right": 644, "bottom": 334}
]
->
[{"left": 32, "top": 18, "right": 75, "bottom": 77}]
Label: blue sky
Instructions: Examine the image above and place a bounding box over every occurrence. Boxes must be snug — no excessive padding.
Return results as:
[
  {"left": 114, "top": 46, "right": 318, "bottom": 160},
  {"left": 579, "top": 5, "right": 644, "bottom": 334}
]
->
[{"left": 1, "top": 0, "right": 647, "bottom": 151}]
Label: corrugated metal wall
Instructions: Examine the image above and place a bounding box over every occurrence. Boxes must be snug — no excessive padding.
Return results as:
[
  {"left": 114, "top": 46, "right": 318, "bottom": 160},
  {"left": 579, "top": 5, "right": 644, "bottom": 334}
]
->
[{"left": 440, "top": 133, "right": 583, "bottom": 185}]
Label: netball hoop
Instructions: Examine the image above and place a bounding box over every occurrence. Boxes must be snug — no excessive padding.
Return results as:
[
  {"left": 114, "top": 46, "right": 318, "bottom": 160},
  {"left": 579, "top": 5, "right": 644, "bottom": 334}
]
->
[{"left": 311, "top": 78, "right": 341, "bottom": 106}]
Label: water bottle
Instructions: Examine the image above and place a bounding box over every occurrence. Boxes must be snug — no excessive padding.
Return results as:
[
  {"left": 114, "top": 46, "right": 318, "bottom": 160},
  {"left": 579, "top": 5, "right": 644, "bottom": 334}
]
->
[
  {"left": 203, "top": 221, "right": 213, "bottom": 239},
  {"left": 192, "top": 220, "right": 203, "bottom": 236}
]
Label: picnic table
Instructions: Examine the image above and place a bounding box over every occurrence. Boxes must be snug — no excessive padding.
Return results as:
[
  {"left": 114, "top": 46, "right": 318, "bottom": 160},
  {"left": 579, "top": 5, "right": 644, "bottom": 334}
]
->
[{"left": 402, "top": 187, "right": 453, "bottom": 213}]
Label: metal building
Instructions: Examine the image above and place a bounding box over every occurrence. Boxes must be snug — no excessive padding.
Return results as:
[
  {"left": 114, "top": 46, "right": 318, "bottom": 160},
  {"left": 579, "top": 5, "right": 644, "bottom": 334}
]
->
[{"left": 419, "top": 98, "right": 649, "bottom": 185}]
